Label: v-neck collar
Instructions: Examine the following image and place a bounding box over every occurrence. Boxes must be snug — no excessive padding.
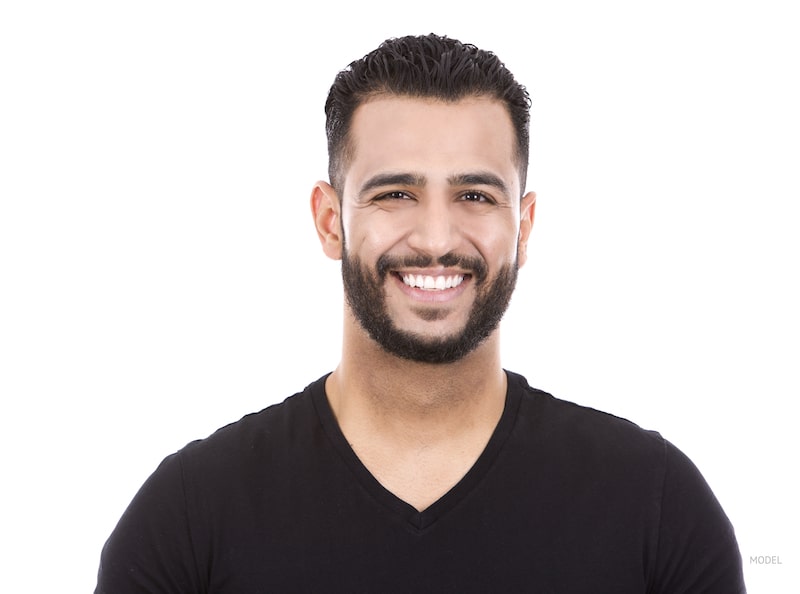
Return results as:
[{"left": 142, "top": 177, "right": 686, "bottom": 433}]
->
[{"left": 310, "top": 371, "right": 523, "bottom": 532}]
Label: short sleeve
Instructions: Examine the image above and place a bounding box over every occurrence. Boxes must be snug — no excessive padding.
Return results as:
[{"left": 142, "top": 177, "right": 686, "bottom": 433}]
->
[
  {"left": 95, "top": 452, "right": 203, "bottom": 594},
  {"left": 649, "top": 440, "right": 746, "bottom": 593}
]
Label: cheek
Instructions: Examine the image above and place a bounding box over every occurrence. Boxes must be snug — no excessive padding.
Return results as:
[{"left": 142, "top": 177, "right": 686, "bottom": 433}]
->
[
  {"left": 469, "top": 219, "right": 521, "bottom": 265},
  {"left": 343, "top": 211, "right": 405, "bottom": 256}
]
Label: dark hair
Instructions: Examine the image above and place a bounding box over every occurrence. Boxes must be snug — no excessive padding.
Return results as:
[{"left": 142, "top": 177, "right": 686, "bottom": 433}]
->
[{"left": 325, "top": 34, "right": 531, "bottom": 194}]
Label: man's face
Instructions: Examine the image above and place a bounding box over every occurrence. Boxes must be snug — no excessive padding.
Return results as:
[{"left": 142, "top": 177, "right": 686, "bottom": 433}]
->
[{"left": 336, "top": 96, "right": 535, "bottom": 363}]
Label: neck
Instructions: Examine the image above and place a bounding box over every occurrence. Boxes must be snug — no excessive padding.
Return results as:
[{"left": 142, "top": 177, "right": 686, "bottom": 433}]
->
[
  {"left": 327, "top": 316, "right": 507, "bottom": 443},
  {"left": 324, "top": 314, "right": 508, "bottom": 511}
]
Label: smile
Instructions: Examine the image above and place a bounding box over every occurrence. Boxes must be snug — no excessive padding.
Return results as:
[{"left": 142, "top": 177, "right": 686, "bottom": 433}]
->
[{"left": 401, "top": 273, "right": 465, "bottom": 291}]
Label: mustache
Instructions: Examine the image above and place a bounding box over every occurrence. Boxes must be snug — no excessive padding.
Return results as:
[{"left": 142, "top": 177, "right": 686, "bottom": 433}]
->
[{"left": 376, "top": 252, "right": 488, "bottom": 284}]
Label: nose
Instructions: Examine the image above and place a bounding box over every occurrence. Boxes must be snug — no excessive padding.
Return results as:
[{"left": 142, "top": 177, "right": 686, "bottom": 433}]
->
[{"left": 406, "top": 199, "right": 460, "bottom": 257}]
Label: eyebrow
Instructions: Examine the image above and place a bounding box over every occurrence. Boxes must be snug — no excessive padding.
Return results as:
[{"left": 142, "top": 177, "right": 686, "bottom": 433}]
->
[
  {"left": 358, "top": 173, "right": 427, "bottom": 198},
  {"left": 447, "top": 172, "right": 511, "bottom": 197},
  {"left": 358, "top": 171, "right": 511, "bottom": 199}
]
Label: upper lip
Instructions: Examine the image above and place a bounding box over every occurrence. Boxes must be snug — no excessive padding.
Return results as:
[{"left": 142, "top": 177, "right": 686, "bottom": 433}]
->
[{"left": 394, "top": 268, "right": 470, "bottom": 276}]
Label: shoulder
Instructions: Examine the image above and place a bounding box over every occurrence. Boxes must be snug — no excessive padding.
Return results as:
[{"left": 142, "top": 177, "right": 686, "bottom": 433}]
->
[
  {"left": 505, "top": 370, "right": 666, "bottom": 460},
  {"left": 503, "top": 371, "right": 744, "bottom": 591},
  {"left": 506, "top": 372, "right": 723, "bottom": 495},
  {"left": 175, "top": 374, "right": 329, "bottom": 477},
  {"left": 502, "top": 371, "right": 717, "bottom": 510}
]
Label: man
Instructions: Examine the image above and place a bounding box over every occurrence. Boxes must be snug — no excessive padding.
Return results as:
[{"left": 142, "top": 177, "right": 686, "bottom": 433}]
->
[{"left": 96, "top": 34, "right": 745, "bottom": 592}]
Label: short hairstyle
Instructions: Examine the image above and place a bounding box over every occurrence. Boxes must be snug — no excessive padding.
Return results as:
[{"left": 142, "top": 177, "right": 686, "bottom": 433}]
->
[{"left": 325, "top": 34, "right": 531, "bottom": 195}]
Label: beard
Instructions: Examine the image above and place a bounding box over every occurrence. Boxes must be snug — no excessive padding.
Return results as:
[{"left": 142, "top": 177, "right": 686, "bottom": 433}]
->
[{"left": 341, "top": 246, "right": 519, "bottom": 364}]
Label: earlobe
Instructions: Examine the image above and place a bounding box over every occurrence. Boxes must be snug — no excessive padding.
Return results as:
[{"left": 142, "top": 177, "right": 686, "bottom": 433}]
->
[
  {"left": 517, "top": 191, "right": 536, "bottom": 267},
  {"left": 310, "top": 181, "right": 343, "bottom": 261}
]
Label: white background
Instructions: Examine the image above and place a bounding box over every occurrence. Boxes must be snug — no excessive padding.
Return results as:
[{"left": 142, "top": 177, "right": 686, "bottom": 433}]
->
[{"left": 1, "top": 1, "right": 797, "bottom": 591}]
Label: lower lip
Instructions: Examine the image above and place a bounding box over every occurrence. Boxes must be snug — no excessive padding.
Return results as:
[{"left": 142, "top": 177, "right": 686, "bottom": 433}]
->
[{"left": 391, "top": 273, "right": 471, "bottom": 303}]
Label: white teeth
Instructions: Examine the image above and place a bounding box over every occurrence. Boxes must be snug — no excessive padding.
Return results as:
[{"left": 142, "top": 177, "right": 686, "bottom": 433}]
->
[{"left": 401, "top": 274, "right": 465, "bottom": 290}]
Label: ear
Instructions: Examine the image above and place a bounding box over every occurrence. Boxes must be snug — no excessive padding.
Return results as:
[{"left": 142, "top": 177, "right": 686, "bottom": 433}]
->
[
  {"left": 516, "top": 191, "right": 536, "bottom": 268},
  {"left": 311, "top": 181, "right": 343, "bottom": 260}
]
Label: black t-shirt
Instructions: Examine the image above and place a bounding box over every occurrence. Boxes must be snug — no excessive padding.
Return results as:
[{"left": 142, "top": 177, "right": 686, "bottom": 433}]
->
[{"left": 96, "top": 372, "right": 745, "bottom": 593}]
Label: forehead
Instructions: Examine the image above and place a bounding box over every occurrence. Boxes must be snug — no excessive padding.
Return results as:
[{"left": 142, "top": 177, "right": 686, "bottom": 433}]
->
[{"left": 344, "top": 95, "right": 519, "bottom": 195}]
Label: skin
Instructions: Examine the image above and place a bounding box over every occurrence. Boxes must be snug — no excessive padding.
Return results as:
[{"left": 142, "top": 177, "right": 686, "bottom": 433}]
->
[{"left": 311, "top": 95, "right": 536, "bottom": 511}]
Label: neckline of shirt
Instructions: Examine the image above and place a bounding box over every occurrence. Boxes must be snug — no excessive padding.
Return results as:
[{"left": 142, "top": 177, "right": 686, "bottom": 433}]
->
[{"left": 309, "top": 370, "right": 524, "bottom": 532}]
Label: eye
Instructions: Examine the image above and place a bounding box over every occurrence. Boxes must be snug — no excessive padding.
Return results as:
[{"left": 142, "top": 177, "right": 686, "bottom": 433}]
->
[
  {"left": 374, "top": 190, "right": 414, "bottom": 202},
  {"left": 460, "top": 190, "right": 494, "bottom": 204}
]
